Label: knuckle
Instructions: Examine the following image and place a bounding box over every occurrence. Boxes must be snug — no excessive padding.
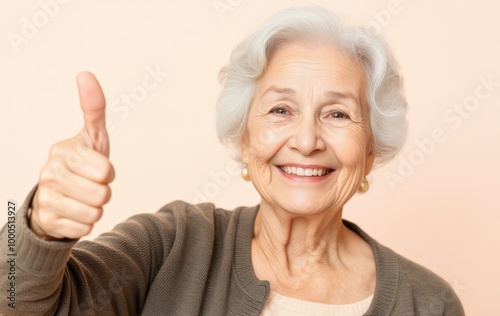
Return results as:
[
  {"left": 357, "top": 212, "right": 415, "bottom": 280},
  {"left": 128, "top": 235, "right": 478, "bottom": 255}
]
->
[
  {"left": 95, "top": 185, "right": 112, "bottom": 205},
  {"left": 49, "top": 142, "right": 67, "bottom": 158},
  {"left": 97, "top": 161, "right": 114, "bottom": 183},
  {"left": 88, "top": 207, "right": 104, "bottom": 223},
  {"left": 39, "top": 167, "right": 55, "bottom": 185},
  {"left": 105, "top": 162, "right": 115, "bottom": 180},
  {"left": 37, "top": 212, "right": 57, "bottom": 233},
  {"left": 36, "top": 188, "right": 52, "bottom": 208},
  {"left": 102, "top": 185, "right": 112, "bottom": 204}
]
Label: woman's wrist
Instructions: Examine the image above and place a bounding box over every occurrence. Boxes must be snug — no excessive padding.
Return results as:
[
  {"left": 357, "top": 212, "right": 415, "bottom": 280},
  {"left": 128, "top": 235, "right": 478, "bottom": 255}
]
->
[{"left": 28, "top": 195, "right": 60, "bottom": 242}]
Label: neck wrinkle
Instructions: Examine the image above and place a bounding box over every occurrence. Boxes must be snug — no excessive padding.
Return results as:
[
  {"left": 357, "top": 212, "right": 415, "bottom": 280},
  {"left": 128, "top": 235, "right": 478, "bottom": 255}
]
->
[{"left": 253, "top": 200, "right": 348, "bottom": 278}]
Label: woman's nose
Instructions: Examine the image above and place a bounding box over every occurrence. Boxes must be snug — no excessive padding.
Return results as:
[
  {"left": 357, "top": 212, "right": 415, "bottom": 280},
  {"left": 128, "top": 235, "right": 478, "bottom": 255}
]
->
[{"left": 287, "top": 115, "right": 326, "bottom": 156}]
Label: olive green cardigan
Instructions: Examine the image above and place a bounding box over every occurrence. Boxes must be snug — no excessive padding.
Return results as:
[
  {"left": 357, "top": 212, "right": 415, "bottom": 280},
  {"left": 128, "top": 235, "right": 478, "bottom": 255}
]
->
[{"left": 0, "top": 187, "right": 464, "bottom": 315}]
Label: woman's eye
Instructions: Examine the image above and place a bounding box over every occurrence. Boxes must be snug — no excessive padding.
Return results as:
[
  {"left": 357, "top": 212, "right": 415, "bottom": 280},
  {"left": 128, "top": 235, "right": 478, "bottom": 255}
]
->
[
  {"left": 331, "top": 111, "right": 350, "bottom": 119},
  {"left": 271, "top": 107, "right": 288, "bottom": 115}
]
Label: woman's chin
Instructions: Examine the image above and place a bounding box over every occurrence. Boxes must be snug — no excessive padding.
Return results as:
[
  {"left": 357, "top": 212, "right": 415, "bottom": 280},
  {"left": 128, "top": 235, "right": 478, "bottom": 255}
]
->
[{"left": 271, "top": 197, "right": 341, "bottom": 218}]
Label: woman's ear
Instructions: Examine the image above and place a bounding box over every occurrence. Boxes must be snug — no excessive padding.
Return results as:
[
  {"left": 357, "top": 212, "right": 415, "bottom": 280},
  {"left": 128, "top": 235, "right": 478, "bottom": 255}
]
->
[
  {"left": 240, "top": 131, "right": 250, "bottom": 164},
  {"left": 364, "top": 147, "right": 376, "bottom": 176}
]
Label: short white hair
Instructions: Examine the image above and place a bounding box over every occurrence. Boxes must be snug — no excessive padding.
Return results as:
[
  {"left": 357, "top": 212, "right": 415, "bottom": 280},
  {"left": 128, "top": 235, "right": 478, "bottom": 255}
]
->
[{"left": 216, "top": 6, "right": 408, "bottom": 166}]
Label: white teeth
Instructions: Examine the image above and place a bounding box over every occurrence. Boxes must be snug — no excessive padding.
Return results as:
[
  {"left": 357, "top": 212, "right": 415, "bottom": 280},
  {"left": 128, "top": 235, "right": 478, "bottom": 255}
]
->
[
  {"left": 296, "top": 167, "right": 304, "bottom": 176},
  {"left": 280, "top": 166, "right": 331, "bottom": 177}
]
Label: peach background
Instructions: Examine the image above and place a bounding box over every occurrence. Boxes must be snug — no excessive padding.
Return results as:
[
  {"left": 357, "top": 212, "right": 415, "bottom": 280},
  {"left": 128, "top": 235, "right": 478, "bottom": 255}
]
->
[{"left": 1, "top": 1, "right": 499, "bottom": 314}]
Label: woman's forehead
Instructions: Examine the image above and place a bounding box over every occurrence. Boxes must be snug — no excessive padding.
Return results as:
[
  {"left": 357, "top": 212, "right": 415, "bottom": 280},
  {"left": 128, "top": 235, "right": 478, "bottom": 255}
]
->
[{"left": 257, "top": 43, "right": 365, "bottom": 99}]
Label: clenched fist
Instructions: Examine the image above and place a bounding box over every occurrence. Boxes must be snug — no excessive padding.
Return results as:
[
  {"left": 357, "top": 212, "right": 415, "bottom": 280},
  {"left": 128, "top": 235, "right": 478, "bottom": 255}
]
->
[{"left": 30, "top": 72, "right": 115, "bottom": 240}]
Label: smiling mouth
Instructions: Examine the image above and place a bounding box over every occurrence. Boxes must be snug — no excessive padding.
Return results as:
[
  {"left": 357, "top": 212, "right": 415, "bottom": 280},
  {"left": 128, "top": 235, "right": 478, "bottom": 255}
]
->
[{"left": 279, "top": 166, "right": 334, "bottom": 177}]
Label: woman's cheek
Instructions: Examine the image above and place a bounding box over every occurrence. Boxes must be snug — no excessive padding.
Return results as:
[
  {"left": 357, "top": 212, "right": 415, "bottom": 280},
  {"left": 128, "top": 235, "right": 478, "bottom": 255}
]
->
[
  {"left": 329, "top": 127, "right": 369, "bottom": 167},
  {"left": 255, "top": 128, "right": 278, "bottom": 148},
  {"left": 250, "top": 123, "right": 288, "bottom": 159}
]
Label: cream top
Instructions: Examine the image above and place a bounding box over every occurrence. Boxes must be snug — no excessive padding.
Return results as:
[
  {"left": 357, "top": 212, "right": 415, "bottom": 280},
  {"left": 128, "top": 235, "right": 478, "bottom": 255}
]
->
[{"left": 261, "top": 292, "right": 373, "bottom": 316}]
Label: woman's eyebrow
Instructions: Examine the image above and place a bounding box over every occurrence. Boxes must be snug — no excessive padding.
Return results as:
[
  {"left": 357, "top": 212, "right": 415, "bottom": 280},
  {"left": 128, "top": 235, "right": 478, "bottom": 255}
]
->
[
  {"left": 260, "top": 86, "right": 296, "bottom": 99},
  {"left": 325, "top": 90, "right": 360, "bottom": 106},
  {"left": 261, "top": 86, "right": 360, "bottom": 105}
]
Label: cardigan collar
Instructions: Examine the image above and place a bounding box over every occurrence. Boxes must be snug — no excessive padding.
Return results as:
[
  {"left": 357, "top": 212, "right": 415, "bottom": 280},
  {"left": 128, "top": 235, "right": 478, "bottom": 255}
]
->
[{"left": 233, "top": 205, "right": 399, "bottom": 315}]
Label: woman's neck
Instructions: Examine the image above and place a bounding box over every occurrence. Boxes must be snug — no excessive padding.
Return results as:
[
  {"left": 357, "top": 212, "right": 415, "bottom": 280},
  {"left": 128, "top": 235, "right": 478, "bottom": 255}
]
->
[
  {"left": 253, "top": 200, "right": 347, "bottom": 275},
  {"left": 251, "top": 200, "right": 376, "bottom": 303}
]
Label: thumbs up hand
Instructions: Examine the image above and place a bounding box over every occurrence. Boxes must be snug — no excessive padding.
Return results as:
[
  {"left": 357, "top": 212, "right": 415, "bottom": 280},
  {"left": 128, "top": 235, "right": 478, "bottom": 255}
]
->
[{"left": 30, "top": 72, "right": 115, "bottom": 240}]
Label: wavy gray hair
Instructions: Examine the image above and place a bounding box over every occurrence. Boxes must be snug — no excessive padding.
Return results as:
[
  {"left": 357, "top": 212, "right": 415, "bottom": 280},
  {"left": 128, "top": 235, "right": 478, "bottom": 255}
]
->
[{"left": 216, "top": 6, "right": 408, "bottom": 166}]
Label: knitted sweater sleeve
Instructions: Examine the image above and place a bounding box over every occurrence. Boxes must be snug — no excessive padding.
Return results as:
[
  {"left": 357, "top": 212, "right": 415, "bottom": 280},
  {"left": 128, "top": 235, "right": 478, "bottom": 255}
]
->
[{"left": 0, "top": 186, "right": 173, "bottom": 315}]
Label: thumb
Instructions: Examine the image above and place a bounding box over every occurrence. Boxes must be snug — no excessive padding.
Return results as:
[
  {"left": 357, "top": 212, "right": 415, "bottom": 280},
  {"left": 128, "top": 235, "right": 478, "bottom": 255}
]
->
[{"left": 76, "top": 71, "right": 109, "bottom": 156}]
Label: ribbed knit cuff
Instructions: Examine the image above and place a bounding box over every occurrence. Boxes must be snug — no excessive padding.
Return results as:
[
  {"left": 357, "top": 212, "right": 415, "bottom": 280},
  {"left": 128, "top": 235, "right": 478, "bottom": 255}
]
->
[{"left": 15, "top": 185, "right": 77, "bottom": 274}]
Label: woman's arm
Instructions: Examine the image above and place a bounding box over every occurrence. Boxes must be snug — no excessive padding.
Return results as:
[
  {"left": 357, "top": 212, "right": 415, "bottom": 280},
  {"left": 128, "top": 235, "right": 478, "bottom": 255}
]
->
[{"left": 0, "top": 185, "right": 165, "bottom": 315}]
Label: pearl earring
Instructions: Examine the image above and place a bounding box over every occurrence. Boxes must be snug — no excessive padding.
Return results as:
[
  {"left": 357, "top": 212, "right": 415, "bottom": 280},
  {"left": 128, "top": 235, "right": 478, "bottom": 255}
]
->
[
  {"left": 241, "top": 164, "right": 250, "bottom": 181},
  {"left": 359, "top": 177, "right": 369, "bottom": 193}
]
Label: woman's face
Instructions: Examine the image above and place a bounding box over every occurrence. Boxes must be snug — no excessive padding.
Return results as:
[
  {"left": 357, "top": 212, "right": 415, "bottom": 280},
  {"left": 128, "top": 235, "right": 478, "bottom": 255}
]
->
[{"left": 241, "top": 42, "right": 375, "bottom": 216}]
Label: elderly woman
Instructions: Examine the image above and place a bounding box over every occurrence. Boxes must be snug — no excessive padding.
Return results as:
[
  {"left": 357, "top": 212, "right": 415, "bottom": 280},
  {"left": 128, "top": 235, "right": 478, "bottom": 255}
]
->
[{"left": 1, "top": 6, "right": 464, "bottom": 316}]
